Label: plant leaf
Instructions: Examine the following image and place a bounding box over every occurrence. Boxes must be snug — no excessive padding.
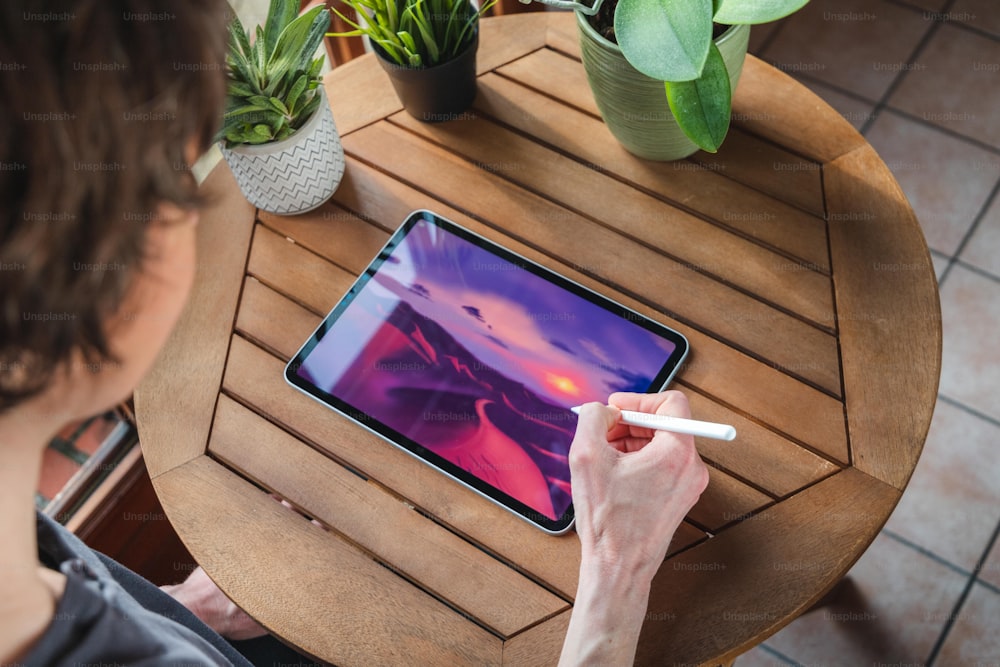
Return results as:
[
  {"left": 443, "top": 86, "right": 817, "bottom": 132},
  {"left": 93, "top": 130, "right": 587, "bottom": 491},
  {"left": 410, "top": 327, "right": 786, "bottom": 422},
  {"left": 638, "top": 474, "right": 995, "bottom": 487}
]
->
[
  {"left": 397, "top": 30, "right": 418, "bottom": 55},
  {"left": 713, "top": 0, "right": 809, "bottom": 24},
  {"left": 286, "top": 74, "right": 308, "bottom": 114},
  {"left": 665, "top": 42, "right": 731, "bottom": 152},
  {"left": 269, "top": 96, "right": 290, "bottom": 116},
  {"left": 407, "top": 2, "right": 440, "bottom": 64},
  {"left": 223, "top": 104, "right": 273, "bottom": 120},
  {"left": 295, "top": 92, "right": 322, "bottom": 129},
  {"left": 615, "top": 0, "right": 713, "bottom": 81},
  {"left": 263, "top": 0, "right": 297, "bottom": 55},
  {"left": 252, "top": 124, "right": 274, "bottom": 141},
  {"left": 227, "top": 80, "right": 256, "bottom": 99},
  {"left": 264, "top": 6, "right": 329, "bottom": 94}
]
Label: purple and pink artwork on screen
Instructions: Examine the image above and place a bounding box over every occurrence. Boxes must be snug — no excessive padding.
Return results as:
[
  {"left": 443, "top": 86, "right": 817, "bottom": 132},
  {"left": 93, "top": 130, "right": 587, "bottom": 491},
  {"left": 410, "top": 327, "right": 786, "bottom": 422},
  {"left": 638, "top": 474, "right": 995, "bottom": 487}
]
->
[{"left": 296, "top": 218, "right": 678, "bottom": 520}]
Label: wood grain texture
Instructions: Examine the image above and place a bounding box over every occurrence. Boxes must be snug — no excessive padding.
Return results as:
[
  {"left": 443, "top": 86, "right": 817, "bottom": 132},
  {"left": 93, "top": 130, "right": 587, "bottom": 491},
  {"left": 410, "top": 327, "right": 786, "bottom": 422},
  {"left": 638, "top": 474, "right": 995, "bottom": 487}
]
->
[
  {"left": 325, "top": 12, "right": 549, "bottom": 137},
  {"left": 154, "top": 455, "right": 502, "bottom": 666},
  {"left": 344, "top": 122, "right": 842, "bottom": 395},
  {"left": 730, "top": 56, "right": 867, "bottom": 164},
  {"left": 502, "top": 609, "right": 571, "bottom": 667},
  {"left": 475, "top": 73, "right": 832, "bottom": 273},
  {"left": 684, "top": 389, "right": 840, "bottom": 498},
  {"left": 329, "top": 159, "right": 849, "bottom": 461},
  {"left": 135, "top": 14, "right": 937, "bottom": 664},
  {"left": 234, "top": 277, "right": 319, "bottom": 359},
  {"left": 826, "top": 146, "right": 942, "bottom": 490},
  {"left": 689, "top": 467, "right": 773, "bottom": 531},
  {"left": 643, "top": 468, "right": 900, "bottom": 665},
  {"left": 258, "top": 203, "right": 391, "bottom": 275},
  {"left": 222, "top": 334, "right": 585, "bottom": 597},
  {"left": 692, "top": 130, "right": 826, "bottom": 218},
  {"left": 496, "top": 48, "right": 827, "bottom": 217},
  {"left": 247, "top": 224, "right": 356, "bottom": 315},
  {"left": 134, "top": 164, "right": 254, "bottom": 478},
  {"left": 209, "top": 394, "right": 568, "bottom": 636},
  {"left": 389, "top": 111, "right": 835, "bottom": 328}
]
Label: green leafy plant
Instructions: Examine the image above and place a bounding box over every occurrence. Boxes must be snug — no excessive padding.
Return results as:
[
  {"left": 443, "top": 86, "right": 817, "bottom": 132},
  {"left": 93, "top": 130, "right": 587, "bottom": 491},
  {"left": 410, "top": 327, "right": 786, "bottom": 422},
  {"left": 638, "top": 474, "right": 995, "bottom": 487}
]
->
[
  {"left": 611, "top": 0, "right": 810, "bottom": 152},
  {"left": 218, "top": 0, "right": 331, "bottom": 147},
  {"left": 330, "top": 0, "right": 496, "bottom": 68}
]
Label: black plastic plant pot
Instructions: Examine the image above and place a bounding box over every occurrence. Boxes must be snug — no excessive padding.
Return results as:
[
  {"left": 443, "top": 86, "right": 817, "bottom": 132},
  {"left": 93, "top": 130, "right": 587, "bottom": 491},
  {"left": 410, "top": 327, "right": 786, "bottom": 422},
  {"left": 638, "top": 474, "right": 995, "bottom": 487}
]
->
[{"left": 375, "top": 32, "right": 479, "bottom": 122}]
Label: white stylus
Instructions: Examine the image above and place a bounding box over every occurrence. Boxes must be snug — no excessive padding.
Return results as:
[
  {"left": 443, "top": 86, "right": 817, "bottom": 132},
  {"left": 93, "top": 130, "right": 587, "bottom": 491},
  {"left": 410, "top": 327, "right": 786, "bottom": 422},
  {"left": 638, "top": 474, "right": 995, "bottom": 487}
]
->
[{"left": 570, "top": 405, "right": 737, "bottom": 441}]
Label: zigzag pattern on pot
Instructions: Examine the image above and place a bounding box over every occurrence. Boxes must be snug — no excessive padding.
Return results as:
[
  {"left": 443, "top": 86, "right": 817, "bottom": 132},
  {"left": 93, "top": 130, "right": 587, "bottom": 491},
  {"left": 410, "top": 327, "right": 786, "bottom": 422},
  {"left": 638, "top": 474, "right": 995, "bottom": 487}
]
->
[{"left": 224, "top": 96, "right": 346, "bottom": 215}]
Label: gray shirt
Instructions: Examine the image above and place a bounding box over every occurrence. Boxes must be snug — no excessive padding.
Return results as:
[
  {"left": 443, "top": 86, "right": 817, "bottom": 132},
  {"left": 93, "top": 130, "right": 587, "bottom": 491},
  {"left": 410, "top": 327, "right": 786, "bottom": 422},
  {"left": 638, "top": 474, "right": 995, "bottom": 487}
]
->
[{"left": 24, "top": 512, "right": 251, "bottom": 667}]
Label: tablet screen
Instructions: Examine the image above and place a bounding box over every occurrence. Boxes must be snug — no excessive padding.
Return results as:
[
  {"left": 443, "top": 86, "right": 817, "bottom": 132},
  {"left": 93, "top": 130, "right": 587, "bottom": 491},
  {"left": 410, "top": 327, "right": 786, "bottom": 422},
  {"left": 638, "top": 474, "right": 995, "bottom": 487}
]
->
[{"left": 285, "top": 210, "right": 688, "bottom": 534}]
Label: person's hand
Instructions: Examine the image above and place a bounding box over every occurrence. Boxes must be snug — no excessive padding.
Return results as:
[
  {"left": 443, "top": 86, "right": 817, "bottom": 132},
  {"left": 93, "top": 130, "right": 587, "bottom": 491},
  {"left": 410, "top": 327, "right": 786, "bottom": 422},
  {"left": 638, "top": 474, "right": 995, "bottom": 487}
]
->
[
  {"left": 161, "top": 567, "right": 268, "bottom": 641},
  {"left": 559, "top": 390, "right": 709, "bottom": 666},
  {"left": 569, "top": 390, "right": 710, "bottom": 584}
]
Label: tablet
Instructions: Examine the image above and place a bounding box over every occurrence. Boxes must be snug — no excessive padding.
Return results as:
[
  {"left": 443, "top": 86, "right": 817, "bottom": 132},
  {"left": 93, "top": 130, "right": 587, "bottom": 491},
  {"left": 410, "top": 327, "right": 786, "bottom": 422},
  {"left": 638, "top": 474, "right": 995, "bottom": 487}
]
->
[{"left": 284, "top": 210, "right": 689, "bottom": 534}]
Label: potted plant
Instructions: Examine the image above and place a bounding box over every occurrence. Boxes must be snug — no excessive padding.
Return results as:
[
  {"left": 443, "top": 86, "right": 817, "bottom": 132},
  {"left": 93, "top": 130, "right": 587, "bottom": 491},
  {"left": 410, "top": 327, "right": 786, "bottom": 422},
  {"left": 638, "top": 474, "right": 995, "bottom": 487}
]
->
[
  {"left": 527, "top": 0, "right": 809, "bottom": 160},
  {"left": 218, "top": 0, "right": 346, "bottom": 215},
  {"left": 331, "top": 0, "right": 496, "bottom": 121}
]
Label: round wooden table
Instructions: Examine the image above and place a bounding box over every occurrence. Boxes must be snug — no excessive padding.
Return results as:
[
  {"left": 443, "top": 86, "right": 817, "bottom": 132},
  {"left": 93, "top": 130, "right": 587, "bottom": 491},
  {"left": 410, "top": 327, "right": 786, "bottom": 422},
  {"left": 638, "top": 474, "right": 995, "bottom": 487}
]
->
[{"left": 136, "top": 12, "right": 941, "bottom": 666}]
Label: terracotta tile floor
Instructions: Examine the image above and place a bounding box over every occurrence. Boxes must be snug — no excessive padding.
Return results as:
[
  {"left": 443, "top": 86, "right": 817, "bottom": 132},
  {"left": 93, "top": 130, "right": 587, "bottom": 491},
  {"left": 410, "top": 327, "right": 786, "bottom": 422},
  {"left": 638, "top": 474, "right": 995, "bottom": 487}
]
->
[{"left": 740, "top": 0, "right": 1000, "bottom": 664}]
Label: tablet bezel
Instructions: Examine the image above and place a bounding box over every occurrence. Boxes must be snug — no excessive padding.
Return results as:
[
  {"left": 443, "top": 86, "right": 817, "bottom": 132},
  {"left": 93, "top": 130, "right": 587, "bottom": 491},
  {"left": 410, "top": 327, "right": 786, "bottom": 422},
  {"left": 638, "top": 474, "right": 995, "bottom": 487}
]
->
[{"left": 284, "top": 209, "right": 689, "bottom": 534}]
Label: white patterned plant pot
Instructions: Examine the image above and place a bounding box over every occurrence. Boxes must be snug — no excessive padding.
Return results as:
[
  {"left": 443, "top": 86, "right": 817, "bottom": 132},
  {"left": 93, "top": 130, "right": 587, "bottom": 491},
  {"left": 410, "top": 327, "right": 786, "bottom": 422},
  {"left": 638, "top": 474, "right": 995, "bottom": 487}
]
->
[{"left": 221, "top": 87, "right": 345, "bottom": 215}]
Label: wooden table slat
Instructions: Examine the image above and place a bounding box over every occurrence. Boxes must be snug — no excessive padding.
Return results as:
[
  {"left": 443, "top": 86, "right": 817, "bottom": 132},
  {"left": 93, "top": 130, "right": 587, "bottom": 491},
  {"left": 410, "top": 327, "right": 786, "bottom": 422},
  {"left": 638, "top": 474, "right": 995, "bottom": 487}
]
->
[
  {"left": 236, "top": 277, "right": 839, "bottom": 499},
  {"left": 135, "top": 165, "right": 255, "bottom": 478},
  {"left": 222, "top": 333, "right": 585, "bottom": 597},
  {"left": 388, "top": 110, "right": 836, "bottom": 329},
  {"left": 649, "top": 468, "right": 900, "bottom": 665},
  {"left": 502, "top": 609, "right": 571, "bottom": 667},
  {"left": 136, "top": 16, "right": 938, "bottom": 663},
  {"left": 343, "top": 121, "right": 844, "bottom": 395},
  {"left": 685, "top": 389, "right": 841, "bottom": 498},
  {"left": 496, "top": 46, "right": 600, "bottom": 118},
  {"left": 234, "top": 277, "right": 320, "bottom": 359},
  {"left": 330, "top": 160, "right": 850, "bottom": 460},
  {"left": 730, "top": 56, "right": 867, "bottom": 165},
  {"left": 497, "top": 48, "right": 828, "bottom": 217},
  {"left": 155, "top": 456, "right": 503, "bottom": 666},
  {"left": 209, "top": 394, "right": 568, "bottom": 636},
  {"left": 474, "top": 73, "right": 833, "bottom": 273},
  {"left": 247, "top": 224, "right": 356, "bottom": 316},
  {"left": 826, "top": 145, "right": 942, "bottom": 490},
  {"left": 692, "top": 129, "right": 826, "bottom": 218},
  {"left": 688, "top": 466, "right": 774, "bottom": 532},
  {"left": 258, "top": 204, "right": 392, "bottom": 277}
]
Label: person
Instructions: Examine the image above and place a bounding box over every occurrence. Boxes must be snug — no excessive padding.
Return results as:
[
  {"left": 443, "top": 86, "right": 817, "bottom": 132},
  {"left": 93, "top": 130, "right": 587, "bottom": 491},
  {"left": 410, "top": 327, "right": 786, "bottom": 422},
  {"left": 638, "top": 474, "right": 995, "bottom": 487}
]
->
[{"left": 0, "top": 1, "right": 708, "bottom": 665}]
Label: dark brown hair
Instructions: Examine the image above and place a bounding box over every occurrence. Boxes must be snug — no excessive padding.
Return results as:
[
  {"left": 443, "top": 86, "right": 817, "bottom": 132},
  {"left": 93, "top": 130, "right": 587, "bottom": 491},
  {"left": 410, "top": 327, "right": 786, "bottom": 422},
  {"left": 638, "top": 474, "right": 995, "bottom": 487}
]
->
[{"left": 0, "top": 0, "right": 229, "bottom": 410}]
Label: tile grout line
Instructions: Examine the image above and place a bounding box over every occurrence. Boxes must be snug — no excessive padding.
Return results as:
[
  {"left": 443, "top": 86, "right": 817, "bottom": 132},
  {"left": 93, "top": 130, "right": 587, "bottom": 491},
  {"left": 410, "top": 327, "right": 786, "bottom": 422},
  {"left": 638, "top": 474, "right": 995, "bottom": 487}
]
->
[
  {"left": 858, "top": 0, "right": 957, "bottom": 137},
  {"left": 926, "top": 517, "right": 1000, "bottom": 665},
  {"left": 937, "top": 394, "right": 1000, "bottom": 430},
  {"left": 754, "top": 1, "right": 1000, "bottom": 154},
  {"left": 881, "top": 527, "right": 978, "bottom": 580},
  {"left": 884, "top": 0, "right": 1000, "bottom": 43},
  {"left": 783, "top": 70, "right": 1000, "bottom": 157},
  {"left": 938, "top": 176, "right": 1000, "bottom": 284},
  {"left": 881, "top": 105, "right": 1000, "bottom": 156},
  {"left": 951, "top": 257, "right": 1000, "bottom": 285},
  {"left": 758, "top": 642, "right": 805, "bottom": 667}
]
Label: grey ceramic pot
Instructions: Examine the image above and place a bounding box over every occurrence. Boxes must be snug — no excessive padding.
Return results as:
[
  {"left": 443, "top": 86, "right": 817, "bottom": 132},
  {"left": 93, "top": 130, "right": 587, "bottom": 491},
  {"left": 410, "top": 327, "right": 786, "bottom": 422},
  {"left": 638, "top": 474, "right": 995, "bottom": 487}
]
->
[{"left": 221, "top": 87, "right": 346, "bottom": 215}]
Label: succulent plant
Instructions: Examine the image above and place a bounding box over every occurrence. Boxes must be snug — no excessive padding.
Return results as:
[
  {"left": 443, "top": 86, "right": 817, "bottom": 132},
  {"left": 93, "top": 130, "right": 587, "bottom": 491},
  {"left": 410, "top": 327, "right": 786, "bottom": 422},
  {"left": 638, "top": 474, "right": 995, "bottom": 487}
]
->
[
  {"left": 331, "top": 0, "right": 496, "bottom": 69},
  {"left": 218, "top": 0, "right": 331, "bottom": 147}
]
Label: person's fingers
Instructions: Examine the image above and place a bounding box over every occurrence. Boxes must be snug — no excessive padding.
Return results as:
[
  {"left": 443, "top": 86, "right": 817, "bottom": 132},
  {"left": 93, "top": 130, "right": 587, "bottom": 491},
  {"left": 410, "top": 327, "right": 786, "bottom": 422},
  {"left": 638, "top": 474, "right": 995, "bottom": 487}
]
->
[
  {"left": 569, "top": 402, "right": 620, "bottom": 464},
  {"left": 609, "top": 390, "right": 691, "bottom": 419}
]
